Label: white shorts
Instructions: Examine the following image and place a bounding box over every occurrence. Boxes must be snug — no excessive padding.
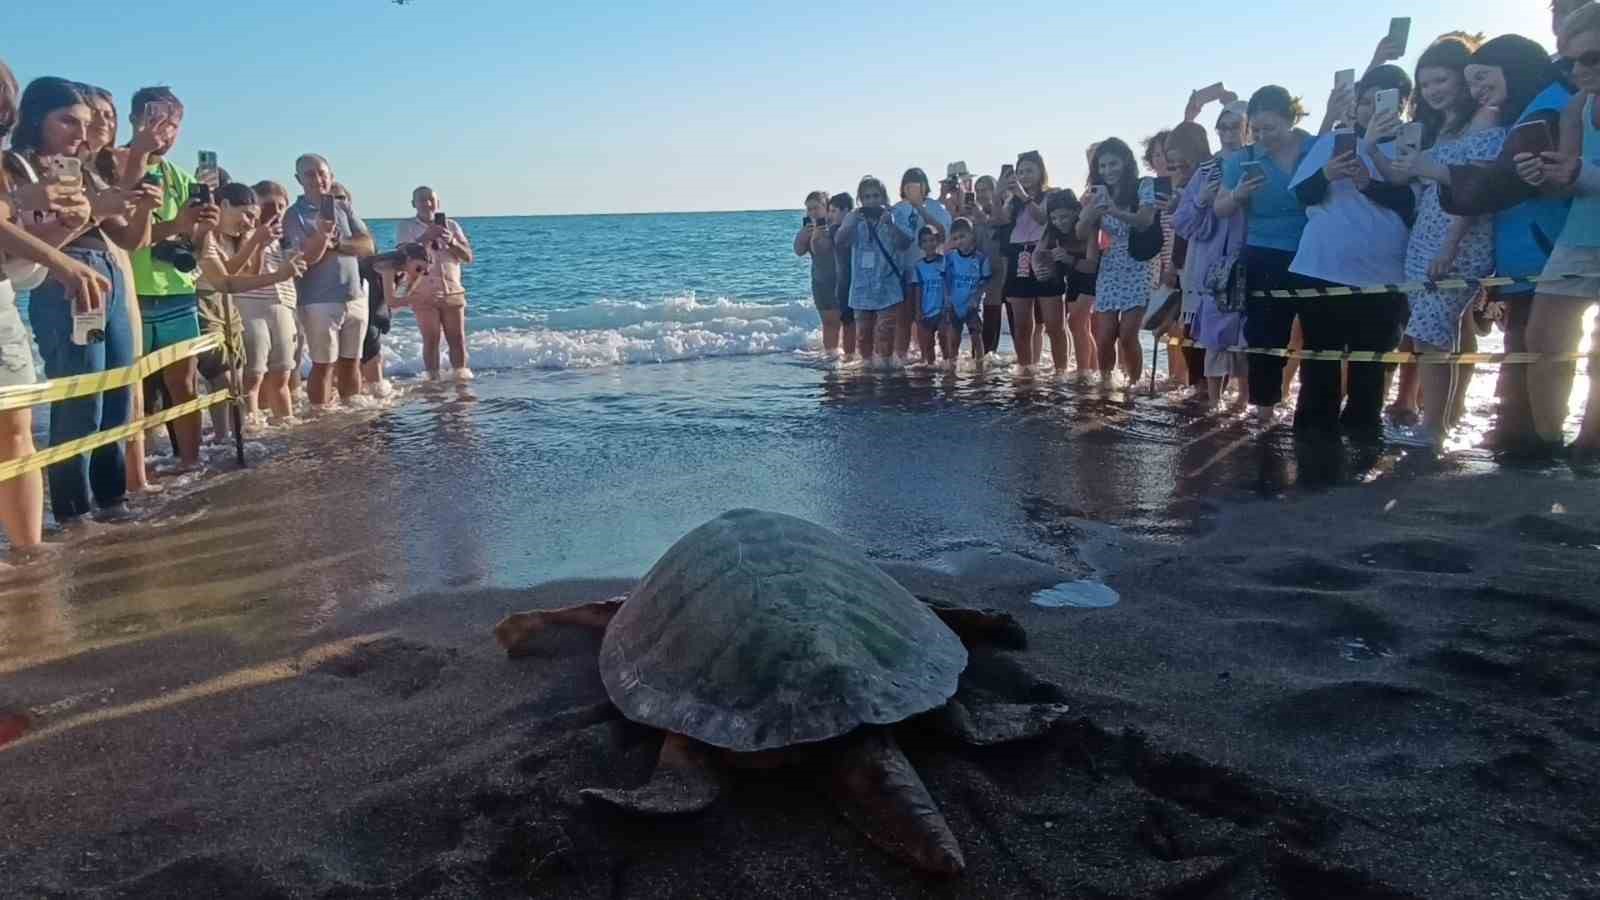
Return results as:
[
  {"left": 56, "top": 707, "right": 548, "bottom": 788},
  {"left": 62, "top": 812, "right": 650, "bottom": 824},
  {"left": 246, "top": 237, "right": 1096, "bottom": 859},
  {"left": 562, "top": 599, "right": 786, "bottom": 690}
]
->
[
  {"left": 1538, "top": 243, "right": 1600, "bottom": 300},
  {"left": 1204, "top": 348, "right": 1248, "bottom": 379},
  {"left": 298, "top": 299, "right": 368, "bottom": 364},
  {"left": 239, "top": 298, "right": 299, "bottom": 375}
]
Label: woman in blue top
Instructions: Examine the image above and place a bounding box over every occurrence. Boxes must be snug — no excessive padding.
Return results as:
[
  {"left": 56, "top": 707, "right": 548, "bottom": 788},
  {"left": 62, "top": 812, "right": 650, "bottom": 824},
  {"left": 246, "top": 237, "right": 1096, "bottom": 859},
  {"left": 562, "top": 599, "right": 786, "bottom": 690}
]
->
[
  {"left": 1436, "top": 34, "right": 1575, "bottom": 455},
  {"left": 833, "top": 175, "right": 911, "bottom": 366},
  {"left": 1214, "top": 86, "right": 1315, "bottom": 422},
  {"left": 1517, "top": 7, "right": 1600, "bottom": 458},
  {"left": 890, "top": 168, "right": 951, "bottom": 362}
]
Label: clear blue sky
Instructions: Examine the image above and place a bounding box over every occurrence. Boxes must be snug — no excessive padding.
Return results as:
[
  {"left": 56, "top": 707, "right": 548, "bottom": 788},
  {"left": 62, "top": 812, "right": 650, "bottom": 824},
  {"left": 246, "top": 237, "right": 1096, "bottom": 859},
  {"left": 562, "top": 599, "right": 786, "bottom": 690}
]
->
[{"left": 8, "top": 1, "right": 1553, "bottom": 218}]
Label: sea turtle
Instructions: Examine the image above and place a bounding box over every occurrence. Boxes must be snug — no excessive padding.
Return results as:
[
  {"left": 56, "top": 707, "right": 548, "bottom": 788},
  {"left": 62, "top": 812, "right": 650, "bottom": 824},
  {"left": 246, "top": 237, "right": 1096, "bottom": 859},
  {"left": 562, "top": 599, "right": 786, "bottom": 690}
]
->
[{"left": 494, "top": 509, "right": 1070, "bottom": 875}]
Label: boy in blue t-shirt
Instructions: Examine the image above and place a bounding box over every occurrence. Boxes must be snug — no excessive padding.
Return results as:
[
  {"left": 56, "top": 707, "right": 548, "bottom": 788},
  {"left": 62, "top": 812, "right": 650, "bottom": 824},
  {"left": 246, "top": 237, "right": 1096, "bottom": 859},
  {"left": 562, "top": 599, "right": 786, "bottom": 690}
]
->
[
  {"left": 909, "top": 225, "right": 949, "bottom": 363},
  {"left": 940, "top": 218, "right": 992, "bottom": 366}
]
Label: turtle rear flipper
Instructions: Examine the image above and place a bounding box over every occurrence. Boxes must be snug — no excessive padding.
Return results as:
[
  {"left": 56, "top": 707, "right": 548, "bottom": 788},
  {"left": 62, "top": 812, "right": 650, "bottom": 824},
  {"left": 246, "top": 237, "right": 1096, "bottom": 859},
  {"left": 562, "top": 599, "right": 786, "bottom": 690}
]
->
[
  {"left": 494, "top": 597, "right": 625, "bottom": 656},
  {"left": 828, "top": 729, "right": 965, "bottom": 876},
  {"left": 580, "top": 733, "right": 721, "bottom": 815},
  {"left": 935, "top": 698, "right": 1071, "bottom": 746}
]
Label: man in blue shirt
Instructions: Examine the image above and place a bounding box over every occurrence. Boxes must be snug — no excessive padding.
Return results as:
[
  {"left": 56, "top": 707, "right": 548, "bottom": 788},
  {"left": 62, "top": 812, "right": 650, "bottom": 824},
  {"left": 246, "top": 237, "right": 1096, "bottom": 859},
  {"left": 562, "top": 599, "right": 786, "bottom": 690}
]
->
[{"left": 282, "top": 154, "right": 374, "bottom": 406}]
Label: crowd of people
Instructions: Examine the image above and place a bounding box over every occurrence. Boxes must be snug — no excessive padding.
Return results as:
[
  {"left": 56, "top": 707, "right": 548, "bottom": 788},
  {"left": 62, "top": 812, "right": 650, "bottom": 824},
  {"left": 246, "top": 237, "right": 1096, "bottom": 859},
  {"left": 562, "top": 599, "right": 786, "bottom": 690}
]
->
[
  {"left": 794, "top": 3, "right": 1600, "bottom": 459},
  {"left": 0, "top": 65, "right": 475, "bottom": 554}
]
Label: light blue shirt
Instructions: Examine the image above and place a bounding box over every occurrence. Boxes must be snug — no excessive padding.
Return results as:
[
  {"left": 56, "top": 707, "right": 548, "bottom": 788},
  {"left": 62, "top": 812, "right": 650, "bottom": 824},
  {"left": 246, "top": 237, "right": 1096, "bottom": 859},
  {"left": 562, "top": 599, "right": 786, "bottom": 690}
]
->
[
  {"left": 283, "top": 196, "right": 371, "bottom": 306},
  {"left": 891, "top": 199, "right": 952, "bottom": 275},
  {"left": 1222, "top": 137, "right": 1313, "bottom": 252},
  {"left": 912, "top": 255, "right": 948, "bottom": 319},
  {"left": 944, "top": 250, "right": 992, "bottom": 319},
  {"left": 835, "top": 209, "right": 907, "bottom": 312}
]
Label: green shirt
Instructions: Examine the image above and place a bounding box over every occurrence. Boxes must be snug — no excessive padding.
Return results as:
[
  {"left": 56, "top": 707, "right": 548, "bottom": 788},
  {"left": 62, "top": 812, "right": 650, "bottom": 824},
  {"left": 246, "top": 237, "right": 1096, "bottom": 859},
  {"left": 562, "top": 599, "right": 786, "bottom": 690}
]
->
[{"left": 130, "top": 158, "right": 199, "bottom": 298}]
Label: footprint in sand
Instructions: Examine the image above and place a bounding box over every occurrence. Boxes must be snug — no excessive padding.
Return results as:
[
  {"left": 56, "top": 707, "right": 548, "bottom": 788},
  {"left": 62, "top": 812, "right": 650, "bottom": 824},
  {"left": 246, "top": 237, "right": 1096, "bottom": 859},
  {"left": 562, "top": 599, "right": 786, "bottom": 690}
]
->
[{"left": 1346, "top": 538, "right": 1474, "bottom": 574}]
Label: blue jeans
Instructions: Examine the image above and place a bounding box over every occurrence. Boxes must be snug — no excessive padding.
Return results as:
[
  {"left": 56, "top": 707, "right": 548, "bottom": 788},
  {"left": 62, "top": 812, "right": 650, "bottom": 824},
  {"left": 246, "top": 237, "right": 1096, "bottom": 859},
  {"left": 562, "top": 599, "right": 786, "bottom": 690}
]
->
[{"left": 27, "top": 248, "right": 133, "bottom": 520}]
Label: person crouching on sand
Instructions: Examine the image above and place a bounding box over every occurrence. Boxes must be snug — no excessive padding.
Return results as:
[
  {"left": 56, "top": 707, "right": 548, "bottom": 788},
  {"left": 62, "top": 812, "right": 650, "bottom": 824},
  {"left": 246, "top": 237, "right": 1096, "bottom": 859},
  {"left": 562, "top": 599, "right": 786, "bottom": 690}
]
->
[{"left": 397, "top": 186, "right": 474, "bottom": 381}]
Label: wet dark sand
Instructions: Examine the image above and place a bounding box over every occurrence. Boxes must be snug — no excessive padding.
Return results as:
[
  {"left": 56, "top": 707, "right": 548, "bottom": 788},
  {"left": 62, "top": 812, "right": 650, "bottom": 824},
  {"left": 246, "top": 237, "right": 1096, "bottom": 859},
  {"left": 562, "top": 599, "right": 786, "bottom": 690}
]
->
[{"left": 1, "top": 356, "right": 1598, "bottom": 898}]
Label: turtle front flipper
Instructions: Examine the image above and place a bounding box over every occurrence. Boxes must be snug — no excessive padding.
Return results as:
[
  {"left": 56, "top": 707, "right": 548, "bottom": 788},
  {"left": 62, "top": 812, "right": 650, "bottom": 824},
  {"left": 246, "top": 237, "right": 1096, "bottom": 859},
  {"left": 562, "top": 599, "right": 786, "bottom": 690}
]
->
[
  {"left": 917, "top": 600, "right": 1027, "bottom": 651},
  {"left": 828, "top": 728, "right": 965, "bottom": 876},
  {"left": 934, "top": 698, "right": 1071, "bottom": 746},
  {"left": 580, "top": 733, "right": 721, "bottom": 815},
  {"left": 494, "top": 597, "right": 626, "bottom": 656}
]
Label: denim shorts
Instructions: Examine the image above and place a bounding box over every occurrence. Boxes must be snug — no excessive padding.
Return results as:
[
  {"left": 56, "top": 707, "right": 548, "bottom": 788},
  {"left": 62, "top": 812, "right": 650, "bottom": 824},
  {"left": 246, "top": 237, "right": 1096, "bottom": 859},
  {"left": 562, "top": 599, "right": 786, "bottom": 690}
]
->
[{"left": 0, "top": 279, "right": 39, "bottom": 387}]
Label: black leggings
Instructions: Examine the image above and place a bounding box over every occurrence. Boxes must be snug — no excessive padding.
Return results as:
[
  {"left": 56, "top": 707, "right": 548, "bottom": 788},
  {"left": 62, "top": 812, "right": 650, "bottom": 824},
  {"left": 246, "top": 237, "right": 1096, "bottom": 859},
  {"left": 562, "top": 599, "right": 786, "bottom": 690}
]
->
[
  {"left": 1294, "top": 279, "right": 1406, "bottom": 432},
  {"left": 981, "top": 302, "right": 1017, "bottom": 354},
  {"left": 1241, "top": 246, "right": 1304, "bottom": 407}
]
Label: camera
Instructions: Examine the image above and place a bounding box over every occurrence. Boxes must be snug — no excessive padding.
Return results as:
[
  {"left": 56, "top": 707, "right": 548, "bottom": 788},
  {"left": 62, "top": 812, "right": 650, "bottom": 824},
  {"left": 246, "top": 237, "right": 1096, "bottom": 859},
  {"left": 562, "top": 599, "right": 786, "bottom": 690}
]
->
[
  {"left": 862, "top": 206, "right": 885, "bottom": 222},
  {"left": 151, "top": 237, "right": 198, "bottom": 273}
]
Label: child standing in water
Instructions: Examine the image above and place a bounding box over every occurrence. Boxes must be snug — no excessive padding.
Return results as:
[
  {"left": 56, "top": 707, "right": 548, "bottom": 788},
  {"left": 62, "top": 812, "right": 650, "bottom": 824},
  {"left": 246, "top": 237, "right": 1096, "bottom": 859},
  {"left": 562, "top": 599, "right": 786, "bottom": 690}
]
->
[
  {"left": 909, "top": 226, "right": 948, "bottom": 364},
  {"left": 943, "top": 218, "right": 992, "bottom": 365}
]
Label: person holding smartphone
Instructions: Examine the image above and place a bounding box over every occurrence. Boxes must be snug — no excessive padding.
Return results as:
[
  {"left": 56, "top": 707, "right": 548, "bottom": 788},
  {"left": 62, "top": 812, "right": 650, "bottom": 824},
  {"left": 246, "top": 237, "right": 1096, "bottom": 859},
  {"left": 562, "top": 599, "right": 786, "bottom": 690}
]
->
[
  {"left": 1286, "top": 66, "right": 1417, "bottom": 437},
  {"left": 1514, "top": 8, "right": 1600, "bottom": 458},
  {"left": 1214, "top": 86, "right": 1316, "bottom": 424},
  {"left": 1076, "top": 139, "right": 1159, "bottom": 388},
  {"left": 283, "top": 154, "right": 375, "bottom": 406},
  {"left": 889, "top": 168, "right": 952, "bottom": 362},
  {"left": 1435, "top": 33, "right": 1574, "bottom": 456},
  {"left": 833, "top": 175, "right": 910, "bottom": 365},
  {"left": 1174, "top": 122, "right": 1250, "bottom": 413},
  {"left": 0, "top": 60, "right": 114, "bottom": 551},
  {"left": 396, "top": 186, "right": 474, "bottom": 381},
  {"left": 995, "top": 152, "right": 1053, "bottom": 373},
  {"left": 794, "top": 190, "right": 846, "bottom": 357},
  {"left": 1385, "top": 38, "right": 1506, "bottom": 448},
  {"left": 824, "top": 192, "right": 857, "bottom": 359},
  {"left": 7, "top": 77, "right": 163, "bottom": 523}
]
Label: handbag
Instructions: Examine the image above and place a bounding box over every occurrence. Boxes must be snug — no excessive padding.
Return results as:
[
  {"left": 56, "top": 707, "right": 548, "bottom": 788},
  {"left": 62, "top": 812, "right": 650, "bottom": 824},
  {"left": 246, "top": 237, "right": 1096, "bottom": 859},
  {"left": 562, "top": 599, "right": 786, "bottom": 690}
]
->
[
  {"left": 1202, "top": 153, "right": 1251, "bottom": 314},
  {"left": 1128, "top": 180, "right": 1165, "bottom": 262}
]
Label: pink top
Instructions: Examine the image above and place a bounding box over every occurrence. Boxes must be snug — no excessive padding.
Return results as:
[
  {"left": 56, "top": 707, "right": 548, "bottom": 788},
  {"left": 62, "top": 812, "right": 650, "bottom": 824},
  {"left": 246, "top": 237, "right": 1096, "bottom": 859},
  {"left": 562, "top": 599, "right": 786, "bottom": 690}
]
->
[{"left": 396, "top": 217, "right": 470, "bottom": 300}]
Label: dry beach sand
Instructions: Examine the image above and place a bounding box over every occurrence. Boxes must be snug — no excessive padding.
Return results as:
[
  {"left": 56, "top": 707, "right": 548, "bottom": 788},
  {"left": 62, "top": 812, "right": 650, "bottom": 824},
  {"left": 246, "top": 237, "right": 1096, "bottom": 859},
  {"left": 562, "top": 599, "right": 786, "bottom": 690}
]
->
[{"left": 1, "top": 369, "right": 1598, "bottom": 899}]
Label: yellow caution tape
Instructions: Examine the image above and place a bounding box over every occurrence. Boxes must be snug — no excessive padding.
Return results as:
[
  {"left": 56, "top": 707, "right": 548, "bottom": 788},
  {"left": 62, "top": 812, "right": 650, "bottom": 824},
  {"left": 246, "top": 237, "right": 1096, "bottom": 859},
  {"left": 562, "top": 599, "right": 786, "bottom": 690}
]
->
[
  {"left": 1251, "top": 271, "right": 1600, "bottom": 299},
  {"left": 0, "top": 392, "right": 233, "bottom": 482},
  {"left": 0, "top": 335, "right": 221, "bottom": 413},
  {"left": 1167, "top": 337, "right": 1597, "bottom": 365}
]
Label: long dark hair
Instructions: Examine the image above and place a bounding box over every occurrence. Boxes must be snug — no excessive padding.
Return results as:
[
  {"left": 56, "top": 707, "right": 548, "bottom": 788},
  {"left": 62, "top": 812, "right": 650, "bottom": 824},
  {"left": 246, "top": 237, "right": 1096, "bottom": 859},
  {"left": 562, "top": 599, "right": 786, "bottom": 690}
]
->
[
  {"left": 1042, "top": 190, "right": 1084, "bottom": 258},
  {"left": 1472, "top": 34, "right": 1562, "bottom": 127},
  {"left": 10, "top": 76, "right": 86, "bottom": 158},
  {"left": 1016, "top": 150, "right": 1050, "bottom": 192},
  {"left": 1090, "top": 138, "right": 1140, "bottom": 209},
  {"left": 1412, "top": 38, "right": 1477, "bottom": 147}
]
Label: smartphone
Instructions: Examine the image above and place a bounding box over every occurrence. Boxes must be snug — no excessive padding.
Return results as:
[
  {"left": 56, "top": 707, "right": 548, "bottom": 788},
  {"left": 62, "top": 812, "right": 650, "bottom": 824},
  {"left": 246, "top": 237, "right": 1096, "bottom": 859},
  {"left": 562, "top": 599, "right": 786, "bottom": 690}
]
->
[
  {"left": 1239, "top": 161, "right": 1266, "bottom": 183},
  {"left": 1374, "top": 88, "right": 1401, "bottom": 119},
  {"left": 140, "top": 171, "right": 163, "bottom": 187},
  {"left": 46, "top": 156, "right": 83, "bottom": 186},
  {"left": 1000, "top": 164, "right": 1015, "bottom": 180},
  {"left": 319, "top": 194, "right": 337, "bottom": 220},
  {"left": 1333, "top": 128, "right": 1358, "bottom": 158},
  {"left": 139, "top": 100, "right": 174, "bottom": 129},
  {"left": 433, "top": 212, "right": 447, "bottom": 227},
  {"left": 964, "top": 190, "right": 976, "bottom": 206},
  {"left": 72, "top": 305, "right": 107, "bottom": 346},
  {"left": 802, "top": 216, "right": 812, "bottom": 228},
  {"left": 197, "top": 150, "right": 219, "bottom": 174},
  {"left": 1399, "top": 122, "right": 1425, "bottom": 155},
  {"left": 190, "top": 182, "right": 213, "bottom": 207},
  {"left": 1507, "top": 118, "right": 1555, "bottom": 158},
  {"left": 1196, "top": 81, "right": 1225, "bottom": 104},
  {"left": 1153, "top": 176, "right": 1173, "bottom": 199},
  {"left": 1335, "top": 69, "right": 1356, "bottom": 91},
  {"left": 1388, "top": 17, "right": 1411, "bottom": 56}
]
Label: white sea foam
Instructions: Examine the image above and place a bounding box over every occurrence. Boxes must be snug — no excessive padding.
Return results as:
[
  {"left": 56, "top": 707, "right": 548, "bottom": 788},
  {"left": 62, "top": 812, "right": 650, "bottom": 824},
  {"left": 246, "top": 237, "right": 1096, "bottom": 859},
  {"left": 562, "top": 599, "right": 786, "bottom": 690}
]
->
[{"left": 378, "top": 293, "right": 823, "bottom": 374}]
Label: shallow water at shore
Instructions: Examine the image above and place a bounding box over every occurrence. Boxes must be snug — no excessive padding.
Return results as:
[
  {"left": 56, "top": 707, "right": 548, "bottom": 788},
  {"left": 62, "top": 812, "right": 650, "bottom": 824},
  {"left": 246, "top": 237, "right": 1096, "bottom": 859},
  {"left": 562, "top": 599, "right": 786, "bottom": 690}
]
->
[{"left": 0, "top": 348, "right": 1526, "bottom": 665}]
